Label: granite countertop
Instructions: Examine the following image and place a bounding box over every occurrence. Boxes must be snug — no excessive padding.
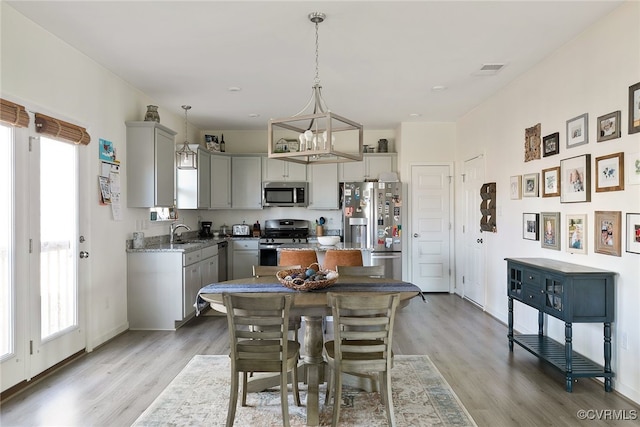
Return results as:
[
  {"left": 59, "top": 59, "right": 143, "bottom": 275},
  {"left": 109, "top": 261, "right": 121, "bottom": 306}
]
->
[
  {"left": 127, "top": 237, "right": 232, "bottom": 253},
  {"left": 277, "top": 242, "right": 372, "bottom": 252}
]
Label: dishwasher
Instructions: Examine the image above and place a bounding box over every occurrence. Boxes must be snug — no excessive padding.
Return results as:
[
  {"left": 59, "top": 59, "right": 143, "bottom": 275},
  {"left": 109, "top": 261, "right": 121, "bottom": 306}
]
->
[{"left": 217, "top": 241, "right": 228, "bottom": 282}]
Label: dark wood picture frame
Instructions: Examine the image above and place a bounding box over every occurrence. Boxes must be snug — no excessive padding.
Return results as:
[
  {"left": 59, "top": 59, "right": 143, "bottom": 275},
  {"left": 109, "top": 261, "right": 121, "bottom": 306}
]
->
[
  {"left": 542, "top": 132, "right": 560, "bottom": 157},
  {"left": 541, "top": 166, "right": 560, "bottom": 197},
  {"left": 595, "top": 152, "right": 624, "bottom": 192},
  {"left": 597, "top": 111, "right": 621, "bottom": 142},
  {"left": 560, "top": 154, "right": 590, "bottom": 203},
  {"left": 629, "top": 82, "right": 640, "bottom": 135}
]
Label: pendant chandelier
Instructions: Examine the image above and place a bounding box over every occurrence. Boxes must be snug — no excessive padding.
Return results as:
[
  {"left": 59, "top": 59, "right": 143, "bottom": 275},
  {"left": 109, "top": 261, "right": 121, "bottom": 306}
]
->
[
  {"left": 268, "top": 12, "right": 363, "bottom": 164},
  {"left": 176, "top": 105, "right": 197, "bottom": 169}
]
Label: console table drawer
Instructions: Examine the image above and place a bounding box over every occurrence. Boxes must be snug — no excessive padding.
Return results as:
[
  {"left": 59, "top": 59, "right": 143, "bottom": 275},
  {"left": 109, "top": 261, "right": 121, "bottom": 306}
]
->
[
  {"left": 522, "top": 285, "right": 543, "bottom": 308},
  {"left": 522, "top": 269, "right": 542, "bottom": 286}
]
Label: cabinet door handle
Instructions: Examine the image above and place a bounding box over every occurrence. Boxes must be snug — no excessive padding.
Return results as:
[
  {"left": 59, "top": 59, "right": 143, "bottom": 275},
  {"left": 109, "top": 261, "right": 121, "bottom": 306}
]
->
[
  {"left": 541, "top": 290, "right": 545, "bottom": 294},
  {"left": 529, "top": 295, "right": 534, "bottom": 299},
  {"left": 528, "top": 276, "right": 534, "bottom": 280}
]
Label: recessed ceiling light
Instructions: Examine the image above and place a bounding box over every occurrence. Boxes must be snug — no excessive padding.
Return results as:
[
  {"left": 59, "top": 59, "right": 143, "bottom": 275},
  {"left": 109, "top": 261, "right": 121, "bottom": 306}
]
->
[
  {"left": 431, "top": 85, "right": 447, "bottom": 91},
  {"left": 248, "top": 113, "right": 260, "bottom": 118},
  {"left": 409, "top": 113, "right": 422, "bottom": 117},
  {"left": 228, "top": 86, "right": 242, "bottom": 92}
]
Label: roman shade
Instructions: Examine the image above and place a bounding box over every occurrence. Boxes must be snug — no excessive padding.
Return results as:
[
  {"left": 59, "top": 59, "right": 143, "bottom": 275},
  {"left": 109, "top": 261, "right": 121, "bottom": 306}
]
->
[
  {"left": 34, "top": 112, "right": 90, "bottom": 146},
  {"left": 0, "top": 98, "right": 30, "bottom": 128}
]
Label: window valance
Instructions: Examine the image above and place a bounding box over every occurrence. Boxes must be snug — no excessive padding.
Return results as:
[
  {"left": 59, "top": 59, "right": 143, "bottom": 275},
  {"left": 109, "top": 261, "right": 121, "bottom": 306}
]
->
[
  {"left": 0, "top": 98, "right": 30, "bottom": 128},
  {"left": 34, "top": 112, "right": 90, "bottom": 146}
]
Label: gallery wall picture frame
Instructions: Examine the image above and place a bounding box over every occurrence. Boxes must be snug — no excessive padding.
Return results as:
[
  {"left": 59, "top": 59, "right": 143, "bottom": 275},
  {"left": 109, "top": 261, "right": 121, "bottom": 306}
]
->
[
  {"left": 566, "top": 214, "right": 587, "bottom": 254},
  {"left": 524, "top": 123, "right": 541, "bottom": 162},
  {"left": 523, "top": 213, "right": 540, "bottom": 241},
  {"left": 595, "top": 152, "right": 624, "bottom": 193},
  {"left": 629, "top": 82, "right": 640, "bottom": 134},
  {"left": 626, "top": 213, "right": 640, "bottom": 254},
  {"left": 566, "top": 113, "right": 589, "bottom": 149},
  {"left": 541, "top": 212, "right": 561, "bottom": 250},
  {"left": 594, "top": 210, "right": 621, "bottom": 257},
  {"left": 541, "top": 166, "right": 561, "bottom": 197},
  {"left": 510, "top": 175, "right": 522, "bottom": 199},
  {"left": 542, "top": 132, "right": 560, "bottom": 157},
  {"left": 596, "top": 111, "right": 621, "bottom": 142},
  {"left": 626, "top": 152, "right": 640, "bottom": 185},
  {"left": 522, "top": 173, "right": 539, "bottom": 197},
  {"left": 560, "top": 154, "right": 591, "bottom": 203}
]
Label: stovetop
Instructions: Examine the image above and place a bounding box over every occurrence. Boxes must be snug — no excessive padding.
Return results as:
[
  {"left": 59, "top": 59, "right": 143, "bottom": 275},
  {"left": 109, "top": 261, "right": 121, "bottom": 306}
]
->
[{"left": 261, "top": 219, "right": 310, "bottom": 245}]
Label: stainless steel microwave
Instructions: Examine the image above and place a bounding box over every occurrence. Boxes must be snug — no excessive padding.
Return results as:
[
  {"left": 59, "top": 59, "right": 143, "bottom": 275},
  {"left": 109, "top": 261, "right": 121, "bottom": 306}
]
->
[{"left": 263, "top": 181, "right": 308, "bottom": 207}]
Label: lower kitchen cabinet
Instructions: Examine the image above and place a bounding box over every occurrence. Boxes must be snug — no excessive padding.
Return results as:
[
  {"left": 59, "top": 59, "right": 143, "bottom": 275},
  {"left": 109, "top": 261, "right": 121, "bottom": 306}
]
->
[
  {"left": 128, "top": 249, "right": 204, "bottom": 330},
  {"left": 200, "top": 244, "right": 219, "bottom": 286},
  {"left": 231, "top": 239, "right": 258, "bottom": 279}
]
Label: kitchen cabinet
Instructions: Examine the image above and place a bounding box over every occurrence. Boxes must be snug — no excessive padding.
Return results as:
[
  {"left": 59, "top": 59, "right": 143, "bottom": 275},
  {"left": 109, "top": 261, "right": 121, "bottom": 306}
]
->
[
  {"left": 231, "top": 239, "right": 258, "bottom": 279},
  {"left": 126, "top": 121, "right": 177, "bottom": 207},
  {"left": 231, "top": 156, "right": 262, "bottom": 209},
  {"left": 262, "top": 157, "right": 307, "bottom": 182},
  {"left": 176, "top": 145, "right": 211, "bottom": 209},
  {"left": 308, "top": 163, "right": 339, "bottom": 209},
  {"left": 339, "top": 153, "right": 396, "bottom": 182},
  {"left": 506, "top": 258, "right": 615, "bottom": 392},
  {"left": 210, "top": 154, "right": 231, "bottom": 209},
  {"left": 200, "top": 244, "right": 219, "bottom": 286},
  {"left": 127, "top": 248, "right": 203, "bottom": 330}
]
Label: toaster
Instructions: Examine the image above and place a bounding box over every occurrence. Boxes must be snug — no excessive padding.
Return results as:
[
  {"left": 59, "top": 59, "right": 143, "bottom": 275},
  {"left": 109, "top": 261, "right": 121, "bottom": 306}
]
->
[{"left": 232, "top": 224, "right": 251, "bottom": 236}]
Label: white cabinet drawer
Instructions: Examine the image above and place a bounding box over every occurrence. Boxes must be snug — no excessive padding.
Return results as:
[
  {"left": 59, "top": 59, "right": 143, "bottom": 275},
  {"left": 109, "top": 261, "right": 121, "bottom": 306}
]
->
[
  {"left": 231, "top": 239, "right": 258, "bottom": 250},
  {"left": 183, "top": 250, "right": 202, "bottom": 266},
  {"left": 201, "top": 244, "right": 218, "bottom": 259}
]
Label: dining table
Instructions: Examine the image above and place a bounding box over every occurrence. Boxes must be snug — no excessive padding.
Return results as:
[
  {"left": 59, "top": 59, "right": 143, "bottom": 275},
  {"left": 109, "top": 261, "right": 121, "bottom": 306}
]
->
[{"left": 196, "top": 275, "right": 422, "bottom": 426}]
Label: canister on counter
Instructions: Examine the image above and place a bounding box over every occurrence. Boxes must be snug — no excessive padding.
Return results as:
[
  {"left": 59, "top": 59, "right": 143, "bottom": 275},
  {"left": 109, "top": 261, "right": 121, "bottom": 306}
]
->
[{"left": 133, "top": 232, "right": 145, "bottom": 249}]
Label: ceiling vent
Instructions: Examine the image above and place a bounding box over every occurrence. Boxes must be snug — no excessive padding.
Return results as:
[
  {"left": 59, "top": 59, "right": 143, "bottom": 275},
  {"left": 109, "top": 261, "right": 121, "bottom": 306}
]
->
[{"left": 473, "top": 63, "right": 506, "bottom": 76}]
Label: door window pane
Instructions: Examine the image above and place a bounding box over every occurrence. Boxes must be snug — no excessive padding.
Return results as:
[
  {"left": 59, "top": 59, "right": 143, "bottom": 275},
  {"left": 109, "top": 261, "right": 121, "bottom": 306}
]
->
[
  {"left": 40, "top": 138, "right": 78, "bottom": 339},
  {"left": 1, "top": 125, "right": 13, "bottom": 357}
]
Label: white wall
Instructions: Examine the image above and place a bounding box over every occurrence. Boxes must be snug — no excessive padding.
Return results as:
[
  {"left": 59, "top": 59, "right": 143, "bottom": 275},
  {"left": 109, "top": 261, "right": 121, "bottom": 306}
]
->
[{"left": 454, "top": 1, "right": 640, "bottom": 402}]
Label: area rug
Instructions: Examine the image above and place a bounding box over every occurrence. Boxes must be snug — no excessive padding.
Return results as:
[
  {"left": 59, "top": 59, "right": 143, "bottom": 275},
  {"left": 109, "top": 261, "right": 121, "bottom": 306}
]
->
[{"left": 132, "top": 355, "right": 476, "bottom": 427}]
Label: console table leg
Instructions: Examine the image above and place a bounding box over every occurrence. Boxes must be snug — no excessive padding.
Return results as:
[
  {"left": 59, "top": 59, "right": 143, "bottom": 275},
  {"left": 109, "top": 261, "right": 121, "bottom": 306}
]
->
[
  {"left": 538, "top": 311, "right": 544, "bottom": 336},
  {"left": 604, "top": 322, "right": 612, "bottom": 392},
  {"left": 508, "top": 297, "right": 514, "bottom": 351},
  {"left": 565, "top": 322, "right": 573, "bottom": 392}
]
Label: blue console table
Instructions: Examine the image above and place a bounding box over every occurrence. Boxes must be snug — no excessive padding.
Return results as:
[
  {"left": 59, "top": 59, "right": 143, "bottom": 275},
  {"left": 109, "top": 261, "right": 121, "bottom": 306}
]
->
[{"left": 506, "top": 258, "right": 615, "bottom": 392}]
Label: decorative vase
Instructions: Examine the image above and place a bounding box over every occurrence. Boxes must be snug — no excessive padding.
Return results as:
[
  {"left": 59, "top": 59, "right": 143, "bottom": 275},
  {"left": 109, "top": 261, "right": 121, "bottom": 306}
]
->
[{"left": 144, "top": 105, "right": 160, "bottom": 123}]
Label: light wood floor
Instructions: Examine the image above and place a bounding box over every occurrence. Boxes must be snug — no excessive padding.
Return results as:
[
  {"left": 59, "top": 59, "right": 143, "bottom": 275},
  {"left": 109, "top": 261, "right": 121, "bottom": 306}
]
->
[{"left": 1, "top": 294, "right": 639, "bottom": 427}]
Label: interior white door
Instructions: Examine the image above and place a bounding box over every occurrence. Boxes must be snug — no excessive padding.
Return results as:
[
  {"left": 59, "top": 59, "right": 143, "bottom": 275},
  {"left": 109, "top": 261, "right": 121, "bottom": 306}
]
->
[
  {"left": 410, "top": 164, "right": 452, "bottom": 292},
  {"left": 462, "top": 155, "right": 486, "bottom": 307}
]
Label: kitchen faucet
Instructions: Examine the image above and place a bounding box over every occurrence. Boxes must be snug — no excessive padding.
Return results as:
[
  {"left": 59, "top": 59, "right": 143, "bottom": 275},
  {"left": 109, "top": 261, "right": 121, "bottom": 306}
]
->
[{"left": 170, "top": 223, "right": 191, "bottom": 244}]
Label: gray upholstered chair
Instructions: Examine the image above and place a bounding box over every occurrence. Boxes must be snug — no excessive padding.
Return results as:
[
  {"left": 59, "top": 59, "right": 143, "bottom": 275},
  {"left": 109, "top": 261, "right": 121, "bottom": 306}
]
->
[
  {"left": 323, "top": 292, "right": 400, "bottom": 427},
  {"left": 223, "top": 293, "right": 301, "bottom": 427}
]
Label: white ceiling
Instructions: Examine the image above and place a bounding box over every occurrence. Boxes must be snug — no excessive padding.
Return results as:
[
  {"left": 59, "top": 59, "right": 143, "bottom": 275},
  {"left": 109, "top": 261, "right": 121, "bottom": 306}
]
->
[{"left": 7, "top": 1, "right": 623, "bottom": 131}]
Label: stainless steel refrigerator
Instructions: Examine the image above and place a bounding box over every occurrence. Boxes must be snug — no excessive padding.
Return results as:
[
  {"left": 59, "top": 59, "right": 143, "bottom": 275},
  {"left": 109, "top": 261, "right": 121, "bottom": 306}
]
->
[{"left": 342, "top": 181, "right": 403, "bottom": 279}]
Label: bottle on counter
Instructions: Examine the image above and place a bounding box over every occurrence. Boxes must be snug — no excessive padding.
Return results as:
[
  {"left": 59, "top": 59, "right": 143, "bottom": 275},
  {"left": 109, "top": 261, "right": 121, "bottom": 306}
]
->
[
  {"left": 220, "top": 134, "right": 225, "bottom": 152},
  {"left": 253, "top": 221, "right": 261, "bottom": 237}
]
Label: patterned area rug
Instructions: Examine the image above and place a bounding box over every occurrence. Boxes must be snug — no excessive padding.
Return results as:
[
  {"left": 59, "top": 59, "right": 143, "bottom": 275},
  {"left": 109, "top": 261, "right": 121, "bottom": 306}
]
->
[{"left": 132, "top": 355, "right": 476, "bottom": 427}]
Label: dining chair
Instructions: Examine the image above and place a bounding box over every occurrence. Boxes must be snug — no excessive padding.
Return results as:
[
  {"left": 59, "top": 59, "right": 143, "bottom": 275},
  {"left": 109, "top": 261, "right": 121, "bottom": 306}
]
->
[
  {"left": 336, "top": 265, "right": 385, "bottom": 278},
  {"left": 252, "top": 265, "right": 303, "bottom": 342},
  {"left": 279, "top": 249, "right": 318, "bottom": 268},
  {"left": 223, "top": 293, "right": 301, "bottom": 427},
  {"left": 323, "top": 249, "right": 363, "bottom": 271},
  {"left": 323, "top": 292, "right": 400, "bottom": 427}
]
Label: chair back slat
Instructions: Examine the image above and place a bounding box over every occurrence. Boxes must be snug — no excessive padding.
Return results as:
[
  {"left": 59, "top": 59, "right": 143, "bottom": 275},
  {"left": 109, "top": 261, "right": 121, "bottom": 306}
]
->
[
  {"left": 253, "top": 265, "right": 301, "bottom": 277},
  {"left": 336, "top": 265, "right": 385, "bottom": 278}
]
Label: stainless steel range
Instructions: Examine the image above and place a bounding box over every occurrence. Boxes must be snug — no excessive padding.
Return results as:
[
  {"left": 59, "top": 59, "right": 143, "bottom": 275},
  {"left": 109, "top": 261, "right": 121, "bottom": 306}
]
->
[{"left": 259, "top": 219, "right": 310, "bottom": 266}]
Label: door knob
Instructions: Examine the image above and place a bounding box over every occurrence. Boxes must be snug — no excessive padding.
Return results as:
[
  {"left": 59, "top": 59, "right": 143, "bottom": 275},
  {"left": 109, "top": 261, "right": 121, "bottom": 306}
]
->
[
  {"left": 79, "top": 251, "right": 90, "bottom": 259},
  {"left": 413, "top": 233, "right": 419, "bottom": 237}
]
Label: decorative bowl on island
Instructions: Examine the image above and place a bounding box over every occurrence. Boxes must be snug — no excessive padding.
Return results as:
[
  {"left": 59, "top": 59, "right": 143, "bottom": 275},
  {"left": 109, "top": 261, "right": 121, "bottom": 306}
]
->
[{"left": 317, "top": 236, "right": 340, "bottom": 246}]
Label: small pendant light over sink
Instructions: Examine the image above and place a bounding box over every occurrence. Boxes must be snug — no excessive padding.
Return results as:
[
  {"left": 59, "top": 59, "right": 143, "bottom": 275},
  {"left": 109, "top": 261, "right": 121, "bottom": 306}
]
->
[
  {"left": 268, "top": 12, "right": 363, "bottom": 165},
  {"left": 176, "top": 105, "right": 197, "bottom": 170}
]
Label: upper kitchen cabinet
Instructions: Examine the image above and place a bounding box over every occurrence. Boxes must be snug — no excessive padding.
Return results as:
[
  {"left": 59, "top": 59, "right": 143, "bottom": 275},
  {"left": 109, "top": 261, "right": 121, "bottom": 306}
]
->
[
  {"left": 126, "top": 121, "right": 177, "bottom": 207},
  {"left": 231, "top": 156, "right": 262, "bottom": 209},
  {"left": 210, "top": 154, "right": 231, "bottom": 209},
  {"left": 262, "top": 157, "right": 307, "bottom": 182},
  {"left": 308, "top": 163, "right": 339, "bottom": 210},
  {"left": 176, "top": 145, "right": 211, "bottom": 209},
  {"left": 339, "top": 153, "right": 396, "bottom": 182}
]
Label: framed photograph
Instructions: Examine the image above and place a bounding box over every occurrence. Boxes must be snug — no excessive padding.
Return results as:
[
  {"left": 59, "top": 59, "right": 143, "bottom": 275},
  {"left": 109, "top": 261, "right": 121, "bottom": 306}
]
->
[
  {"left": 594, "top": 211, "right": 621, "bottom": 257},
  {"left": 566, "top": 113, "right": 589, "bottom": 149},
  {"left": 560, "top": 154, "right": 590, "bottom": 203},
  {"left": 522, "top": 173, "right": 539, "bottom": 197},
  {"left": 595, "top": 152, "right": 624, "bottom": 192},
  {"left": 566, "top": 214, "right": 587, "bottom": 254},
  {"left": 626, "top": 213, "right": 640, "bottom": 254},
  {"left": 629, "top": 82, "right": 640, "bottom": 134},
  {"left": 597, "top": 111, "right": 621, "bottom": 142},
  {"left": 541, "top": 166, "right": 560, "bottom": 197},
  {"left": 523, "top": 213, "right": 540, "bottom": 241},
  {"left": 541, "top": 212, "right": 561, "bottom": 250},
  {"left": 542, "top": 132, "right": 560, "bottom": 157},
  {"left": 510, "top": 175, "right": 522, "bottom": 199},
  {"left": 524, "top": 123, "right": 541, "bottom": 162},
  {"left": 626, "top": 152, "right": 640, "bottom": 185}
]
